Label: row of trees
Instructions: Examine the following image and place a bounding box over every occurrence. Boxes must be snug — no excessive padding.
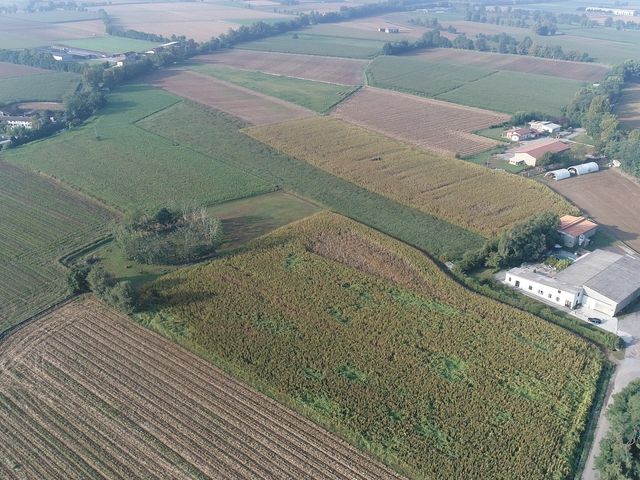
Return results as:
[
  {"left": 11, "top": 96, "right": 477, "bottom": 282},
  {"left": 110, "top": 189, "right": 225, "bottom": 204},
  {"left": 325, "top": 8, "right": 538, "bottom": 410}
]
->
[
  {"left": 564, "top": 60, "right": 640, "bottom": 177},
  {"left": 68, "top": 264, "right": 136, "bottom": 313},
  {"left": 463, "top": 6, "right": 598, "bottom": 30}
]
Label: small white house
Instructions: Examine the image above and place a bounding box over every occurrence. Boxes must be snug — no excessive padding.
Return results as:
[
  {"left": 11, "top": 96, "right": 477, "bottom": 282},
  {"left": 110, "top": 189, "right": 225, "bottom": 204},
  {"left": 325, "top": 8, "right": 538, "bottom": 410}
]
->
[{"left": 506, "top": 268, "right": 583, "bottom": 309}]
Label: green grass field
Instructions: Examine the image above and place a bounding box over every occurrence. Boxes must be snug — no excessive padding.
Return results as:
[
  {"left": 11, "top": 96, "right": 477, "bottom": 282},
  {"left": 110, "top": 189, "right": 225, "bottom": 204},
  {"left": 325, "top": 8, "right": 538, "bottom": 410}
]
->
[
  {"left": 238, "top": 32, "right": 386, "bottom": 58},
  {"left": 2, "top": 85, "right": 274, "bottom": 212},
  {"left": 188, "top": 63, "right": 358, "bottom": 112},
  {"left": 137, "top": 99, "right": 481, "bottom": 259},
  {"left": 0, "top": 162, "right": 113, "bottom": 334},
  {"left": 0, "top": 71, "right": 79, "bottom": 105},
  {"left": 140, "top": 212, "right": 604, "bottom": 480},
  {"left": 367, "top": 56, "right": 583, "bottom": 115},
  {"left": 57, "top": 36, "right": 161, "bottom": 54}
]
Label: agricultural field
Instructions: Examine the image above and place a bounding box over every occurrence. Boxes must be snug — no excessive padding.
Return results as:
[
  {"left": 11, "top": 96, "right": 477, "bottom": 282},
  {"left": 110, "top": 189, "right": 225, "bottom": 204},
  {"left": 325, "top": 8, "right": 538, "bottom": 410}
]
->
[
  {"left": 146, "top": 68, "right": 315, "bottom": 124},
  {"left": 137, "top": 99, "right": 481, "bottom": 258},
  {"left": 303, "top": 21, "right": 422, "bottom": 40},
  {"left": 246, "top": 116, "right": 574, "bottom": 236},
  {"left": 56, "top": 36, "right": 161, "bottom": 54},
  {"left": 0, "top": 61, "right": 47, "bottom": 79},
  {"left": 196, "top": 50, "right": 367, "bottom": 85},
  {"left": 410, "top": 48, "right": 610, "bottom": 82},
  {"left": 0, "top": 14, "right": 105, "bottom": 49},
  {"left": 0, "top": 162, "right": 113, "bottom": 334},
  {"left": 367, "top": 56, "right": 584, "bottom": 115},
  {"left": 90, "top": 2, "right": 294, "bottom": 41},
  {"left": 546, "top": 169, "right": 640, "bottom": 253},
  {"left": 331, "top": 87, "right": 508, "bottom": 156},
  {"left": 238, "top": 31, "right": 387, "bottom": 59},
  {"left": 187, "top": 63, "right": 358, "bottom": 113},
  {"left": 0, "top": 71, "right": 80, "bottom": 105},
  {"left": 0, "top": 297, "right": 400, "bottom": 479},
  {"left": 142, "top": 212, "right": 605, "bottom": 480},
  {"left": 1, "top": 85, "right": 275, "bottom": 212},
  {"left": 617, "top": 82, "right": 640, "bottom": 130}
]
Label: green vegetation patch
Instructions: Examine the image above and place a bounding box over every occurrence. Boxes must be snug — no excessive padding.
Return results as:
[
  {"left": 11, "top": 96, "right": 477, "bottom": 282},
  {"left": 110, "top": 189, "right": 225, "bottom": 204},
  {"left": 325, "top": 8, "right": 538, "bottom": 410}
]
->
[
  {"left": 0, "top": 162, "right": 113, "bottom": 333},
  {"left": 140, "top": 212, "right": 604, "bottom": 480},
  {"left": 2, "top": 85, "right": 274, "bottom": 212},
  {"left": 188, "top": 63, "right": 358, "bottom": 112},
  {"left": 238, "top": 32, "right": 386, "bottom": 59},
  {"left": 57, "top": 36, "right": 161, "bottom": 54},
  {"left": 0, "top": 71, "right": 79, "bottom": 105}
]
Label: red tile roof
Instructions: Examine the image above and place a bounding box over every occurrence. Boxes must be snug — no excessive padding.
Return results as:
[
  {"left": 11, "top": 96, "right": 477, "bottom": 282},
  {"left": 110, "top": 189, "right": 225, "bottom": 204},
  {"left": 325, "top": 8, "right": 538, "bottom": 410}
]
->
[
  {"left": 559, "top": 215, "right": 598, "bottom": 238},
  {"left": 515, "top": 139, "right": 570, "bottom": 160}
]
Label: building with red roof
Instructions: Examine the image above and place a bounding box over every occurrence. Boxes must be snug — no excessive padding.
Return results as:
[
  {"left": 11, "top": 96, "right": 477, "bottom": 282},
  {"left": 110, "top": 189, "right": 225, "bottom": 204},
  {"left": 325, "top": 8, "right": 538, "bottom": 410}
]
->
[{"left": 510, "top": 139, "right": 570, "bottom": 166}]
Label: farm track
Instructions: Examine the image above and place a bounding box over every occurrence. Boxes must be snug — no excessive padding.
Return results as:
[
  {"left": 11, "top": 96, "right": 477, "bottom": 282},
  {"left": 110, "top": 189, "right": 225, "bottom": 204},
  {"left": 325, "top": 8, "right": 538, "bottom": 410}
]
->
[{"left": 0, "top": 298, "right": 402, "bottom": 479}]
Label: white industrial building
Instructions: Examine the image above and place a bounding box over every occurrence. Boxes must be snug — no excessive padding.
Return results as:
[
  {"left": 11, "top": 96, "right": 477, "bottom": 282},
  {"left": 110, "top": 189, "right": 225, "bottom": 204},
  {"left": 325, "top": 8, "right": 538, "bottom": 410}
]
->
[
  {"left": 506, "top": 250, "right": 640, "bottom": 317},
  {"left": 529, "top": 120, "right": 562, "bottom": 134}
]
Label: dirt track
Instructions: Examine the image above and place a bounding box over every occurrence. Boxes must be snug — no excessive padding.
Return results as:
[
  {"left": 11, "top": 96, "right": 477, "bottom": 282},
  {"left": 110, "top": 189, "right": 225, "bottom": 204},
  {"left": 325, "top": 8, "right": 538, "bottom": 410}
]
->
[
  {"left": 0, "top": 297, "right": 403, "bottom": 479},
  {"left": 547, "top": 168, "right": 640, "bottom": 253}
]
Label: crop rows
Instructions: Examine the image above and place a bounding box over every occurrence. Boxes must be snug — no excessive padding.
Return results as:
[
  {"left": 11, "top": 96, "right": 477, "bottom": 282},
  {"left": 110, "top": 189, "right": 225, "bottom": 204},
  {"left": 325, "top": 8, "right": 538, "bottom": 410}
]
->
[
  {"left": 246, "top": 117, "right": 575, "bottom": 236},
  {"left": 144, "top": 213, "right": 604, "bottom": 480},
  {"left": 0, "top": 298, "right": 401, "bottom": 479}
]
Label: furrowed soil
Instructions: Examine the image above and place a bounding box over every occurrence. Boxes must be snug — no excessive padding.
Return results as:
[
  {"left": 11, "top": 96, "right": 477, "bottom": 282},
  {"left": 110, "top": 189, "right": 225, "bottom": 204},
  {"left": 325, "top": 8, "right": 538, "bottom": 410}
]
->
[{"left": 0, "top": 297, "right": 401, "bottom": 479}]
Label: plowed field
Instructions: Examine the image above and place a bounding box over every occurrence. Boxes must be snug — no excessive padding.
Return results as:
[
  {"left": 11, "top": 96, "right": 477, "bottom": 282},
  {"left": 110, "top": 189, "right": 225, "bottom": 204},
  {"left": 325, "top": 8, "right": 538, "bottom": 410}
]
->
[
  {"left": 146, "top": 69, "right": 314, "bottom": 125},
  {"left": 0, "top": 297, "right": 402, "bottom": 479},
  {"left": 197, "top": 50, "right": 366, "bottom": 85},
  {"left": 331, "top": 87, "right": 509, "bottom": 156}
]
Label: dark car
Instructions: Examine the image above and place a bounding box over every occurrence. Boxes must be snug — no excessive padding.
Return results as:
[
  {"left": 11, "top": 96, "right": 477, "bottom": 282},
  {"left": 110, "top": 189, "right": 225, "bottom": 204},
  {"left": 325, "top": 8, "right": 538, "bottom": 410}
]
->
[{"left": 588, "top": 317, "right": 603, "bottom": 324}]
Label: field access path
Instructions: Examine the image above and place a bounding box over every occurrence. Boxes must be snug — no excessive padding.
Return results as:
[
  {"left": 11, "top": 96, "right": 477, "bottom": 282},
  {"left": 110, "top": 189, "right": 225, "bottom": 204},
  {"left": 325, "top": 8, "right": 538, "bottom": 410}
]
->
[{"left": 0, "top": 297, "right": 404, "bottom": 480}]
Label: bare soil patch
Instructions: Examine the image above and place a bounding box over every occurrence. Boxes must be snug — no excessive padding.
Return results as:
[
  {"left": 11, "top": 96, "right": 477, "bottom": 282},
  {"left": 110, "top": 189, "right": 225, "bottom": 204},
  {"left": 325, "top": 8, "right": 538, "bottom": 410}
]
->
[
  {"left": 17, "top": 101, "right": 65, "bottom": 111},
  {"left": 198, "top": 49, "right": 367, "bottom": 85},
  {"left": 0, "top": 297, "right": 401, "bottom": 479},
  {"left": 547, "top": 168, "right": 640, "bottom": 253},
  {"left": 0, "top": 61, "right": 47, "bottom": 78},
  {"left": 617, "top": 82, "right": 640, "bottom": 129},
  {"left": 146, "top": 68, "right": 314, "bottom": 125},
  {"left": 331, "top": 87, "right": 509, "bottom": 156},
  {"left": 412, "top": 48, "right": 609, "bottom": 82}
]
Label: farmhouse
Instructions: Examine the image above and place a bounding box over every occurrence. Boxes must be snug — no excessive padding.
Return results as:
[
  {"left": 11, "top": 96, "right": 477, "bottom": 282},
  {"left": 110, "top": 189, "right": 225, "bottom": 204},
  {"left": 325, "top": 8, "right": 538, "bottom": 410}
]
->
[
  {"left": 503, "top": 127, "right": 536, "bottom": 142},
  {"left": 510, "top": 139, "right": 570, "bottom": 166},
  {"left": 506, "top": 249, "right": 640, "bottom": 316},
  {"left": 586, "top": 7, "right": 637, "bottom": 16},
  {"left": 378, "top": 27, "right": 400, "bottom": 33},
  {"left": 558, "top": 215, "right": 598, "bottom": 247},
  {"left": 0, "top": 115, "right": 34, "bottom": 129},
  {"left": 529, "top": 120, "right": 562, "bottom": 134}
]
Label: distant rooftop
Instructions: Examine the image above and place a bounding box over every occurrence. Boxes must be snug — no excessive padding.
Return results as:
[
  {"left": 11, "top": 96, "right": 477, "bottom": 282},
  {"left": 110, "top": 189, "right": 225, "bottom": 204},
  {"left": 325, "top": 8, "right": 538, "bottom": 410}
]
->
[{"left": 559, "top": 215, "right": 598, "bottom": 238}]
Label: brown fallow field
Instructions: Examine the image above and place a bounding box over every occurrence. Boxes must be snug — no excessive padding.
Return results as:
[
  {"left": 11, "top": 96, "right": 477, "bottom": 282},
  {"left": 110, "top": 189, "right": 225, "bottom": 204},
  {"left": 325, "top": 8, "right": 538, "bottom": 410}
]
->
[
  {"left": 0, "top": 62, "right": 48, "bottom": 78},
  {"left": 617, "top": 82, "right": 640, "bottom": 129},
  {"left": 0, "top": 297, "right": 403, "bottom": 480},
  {"left": 92, "top": 2, "right": 294, "bottom": 41},
  {"left": 331, "top": 87, "right": 510, "bottom": 156},
  {"left": 197, "top": 50, "right": 367, "bottom": 85},
  {"left": 411, "top": 48, "right": 610, "bottom": 82},
  {"left": 547, "top": 169, "right": 640, "bottom": 253},
  {"left": 0, "top": 16, "right": 105, "bottom": 46},
  {"left": 146, "top": 68, "right": 314, "bottom": 125}
]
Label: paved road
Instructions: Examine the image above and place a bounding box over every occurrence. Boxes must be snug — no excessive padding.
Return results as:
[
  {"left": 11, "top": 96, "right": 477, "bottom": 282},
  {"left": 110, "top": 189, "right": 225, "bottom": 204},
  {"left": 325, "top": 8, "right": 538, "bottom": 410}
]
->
[{"left": 582, "top": 307, "right": 640, "bottom": 479}]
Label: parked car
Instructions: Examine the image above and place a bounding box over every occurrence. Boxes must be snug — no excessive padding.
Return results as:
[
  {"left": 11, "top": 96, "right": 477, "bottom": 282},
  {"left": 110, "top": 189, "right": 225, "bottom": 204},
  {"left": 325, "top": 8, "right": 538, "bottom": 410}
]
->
[{"left": 588, "top": 317, "right": 603, "bottom": 324}]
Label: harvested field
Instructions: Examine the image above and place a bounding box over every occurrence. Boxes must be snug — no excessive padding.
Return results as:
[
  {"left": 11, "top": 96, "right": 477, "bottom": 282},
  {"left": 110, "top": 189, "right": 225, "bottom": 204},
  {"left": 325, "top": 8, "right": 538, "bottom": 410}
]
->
[
  {"left": 0, "top": 16, "right": 106, "bottom": 49},
  {"left": 0, "top": 62, "right": 47, "bottom": 79},
  {"left": 246, "top": 117, "right": 574, "bottom": 236},
  {"left": 331, "top": 87, "right": 509, "bottom": 156},
  {"left": 546, "top": 169, "right": 640, "bottom": 253},
  {"left": 17, "top": 101, "right": 65, "bottom": 111},
  {"left": 617, "top": 82, "right": 640, "bottom": 130},
  {"left": 146, "top": 68, "right": 314, "bottom": 125},
  {"left": 0, "top": 297, "right": 401, "bottom": 479},
  {"left": 197, "top": 50, "right": 366, "bottom": 85},
  {"left": 411, "top": 48, "right": 609, "bottom": 82}
]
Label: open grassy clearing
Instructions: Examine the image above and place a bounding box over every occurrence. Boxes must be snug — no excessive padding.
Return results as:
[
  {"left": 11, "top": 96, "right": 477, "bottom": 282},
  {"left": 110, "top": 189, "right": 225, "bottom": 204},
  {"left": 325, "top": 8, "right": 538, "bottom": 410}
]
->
[
  {"left": 143, "top": 212, "right": 604, "bottom": 480},
  {"left": 188, "top": 64, "right": 357, "bottom": 113},
  {"left": 332, "top": 87, "right": 508, "bottom": 156},
  {"left": 146, "top": 68, "right": 315, "bottom": 125},
  {"left": 0, "top": 162, "right": 113, "bottom": 334},
  {"left": 0, "top": 71, "right": 79, "bottom": 105},
  {"left": 56, "top": 36, "right": 161, "bottom": 54},
  {"left": 411, "top": 48, "right": 610, "bottom": 82},
  {"left": 238, "top": 32, "right": 386, "bottom": 59},
  {"left": 137, "top": 99, "right": 480, "bottom": 259},
  {"left": 617, "top": 82, "right": 640, "bottom": 130},
  {"left": 1, "top": 85, "right": 274, "bottom": 213},
  {"left": 367, "top": 56, "right": 583, "bottom": 115},
  {"left": 0, "top": 297, "right": 400, "bottom": 479},
  {"left": 197, "top": 49, "right": 367, "bottom": 85},
  {"left": 247, "top": 116, "right": 575, "bottom": 237},
  {"left": 0, "top": 15, "right": 105, "bottom": 49}
]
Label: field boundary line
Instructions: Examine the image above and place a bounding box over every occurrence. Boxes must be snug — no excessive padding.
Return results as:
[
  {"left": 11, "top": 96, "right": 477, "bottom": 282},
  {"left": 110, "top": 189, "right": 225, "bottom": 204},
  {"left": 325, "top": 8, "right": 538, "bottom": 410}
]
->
[
  {"left": 0, "top": 295, "right": 77, "bottom": 344},
  {"left": 323, "top": 85, "right": 362, "bottom": 114}
]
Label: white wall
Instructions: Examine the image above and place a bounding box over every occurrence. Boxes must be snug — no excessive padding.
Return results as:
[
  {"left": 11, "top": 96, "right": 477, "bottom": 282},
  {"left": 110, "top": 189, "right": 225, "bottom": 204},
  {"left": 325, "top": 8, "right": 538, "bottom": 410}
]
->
[
  {"left": 506, "top": 272, "right": 581, "bottom": 308},
  {"left": 512, "top": 153, "right": 537, "bottom": 166}
]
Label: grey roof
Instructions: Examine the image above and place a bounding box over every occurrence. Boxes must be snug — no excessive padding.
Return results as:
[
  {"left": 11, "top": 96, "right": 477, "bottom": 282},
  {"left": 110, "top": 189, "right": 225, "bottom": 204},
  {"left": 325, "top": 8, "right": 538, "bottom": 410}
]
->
[
  {"left": 508, "top": 267, "right": 582, "bottom": 295},
  {"left": 556, "top": 250, "right": 640, "bottom": 304}
]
